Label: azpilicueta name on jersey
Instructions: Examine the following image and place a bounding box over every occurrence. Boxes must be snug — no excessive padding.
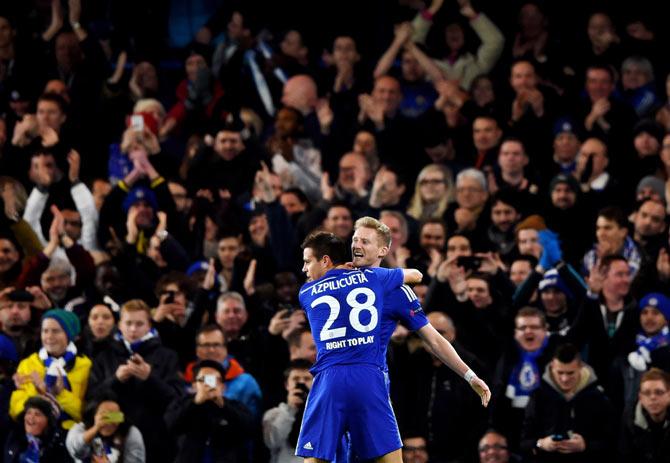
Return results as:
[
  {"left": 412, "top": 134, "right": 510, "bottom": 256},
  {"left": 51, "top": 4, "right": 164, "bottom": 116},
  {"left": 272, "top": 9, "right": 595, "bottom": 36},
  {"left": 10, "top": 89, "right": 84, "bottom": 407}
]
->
[{"left": 309, "top": 272, "right": 369, "bottom": 296}]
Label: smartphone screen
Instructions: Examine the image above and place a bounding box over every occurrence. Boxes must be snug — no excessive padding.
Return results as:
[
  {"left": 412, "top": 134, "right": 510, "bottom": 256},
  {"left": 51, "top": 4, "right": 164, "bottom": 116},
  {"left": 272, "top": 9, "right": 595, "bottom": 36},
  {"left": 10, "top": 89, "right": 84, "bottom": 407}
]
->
[
  {"left": 130, "top": 114, "right": 144, "bottom": 132},
  {"left": 105, "top": 411, "right": 125, "bottom": 424}
]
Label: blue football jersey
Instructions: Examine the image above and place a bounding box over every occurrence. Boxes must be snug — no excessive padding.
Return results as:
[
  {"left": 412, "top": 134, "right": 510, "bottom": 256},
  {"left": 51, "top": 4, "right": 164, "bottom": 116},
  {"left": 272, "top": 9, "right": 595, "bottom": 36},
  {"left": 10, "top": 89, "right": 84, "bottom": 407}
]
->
[
  {"left": 299, "top": 267, "right": 404, "bottom": 373},
  {"left": 378, "top": 284, "right": 429, "bottom": 369}
]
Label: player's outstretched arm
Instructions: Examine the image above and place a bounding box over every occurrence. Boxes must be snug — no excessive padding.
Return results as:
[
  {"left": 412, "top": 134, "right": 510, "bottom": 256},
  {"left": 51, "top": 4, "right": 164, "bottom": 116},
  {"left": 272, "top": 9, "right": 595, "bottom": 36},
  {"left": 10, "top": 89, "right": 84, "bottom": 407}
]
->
[
  {"left": 402, "top": 268, "right": 423, "bottom": 284},
  {"left": 416, "top": 324, "right": 491, "bottom": 407}
]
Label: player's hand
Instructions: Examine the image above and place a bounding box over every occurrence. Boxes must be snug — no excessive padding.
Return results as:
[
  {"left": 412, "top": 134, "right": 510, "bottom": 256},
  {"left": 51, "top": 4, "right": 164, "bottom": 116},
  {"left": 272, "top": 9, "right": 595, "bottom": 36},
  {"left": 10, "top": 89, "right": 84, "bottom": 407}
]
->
[{"left": 469, "top": 376, "right": 491, "bottom": 407}]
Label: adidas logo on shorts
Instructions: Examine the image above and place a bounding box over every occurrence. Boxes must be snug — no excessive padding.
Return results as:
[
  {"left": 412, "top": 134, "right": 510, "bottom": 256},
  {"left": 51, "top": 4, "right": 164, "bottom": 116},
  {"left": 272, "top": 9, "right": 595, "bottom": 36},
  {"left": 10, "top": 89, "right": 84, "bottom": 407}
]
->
[{"left": 303, "top": 442, "right": 313, "bottom": 450}]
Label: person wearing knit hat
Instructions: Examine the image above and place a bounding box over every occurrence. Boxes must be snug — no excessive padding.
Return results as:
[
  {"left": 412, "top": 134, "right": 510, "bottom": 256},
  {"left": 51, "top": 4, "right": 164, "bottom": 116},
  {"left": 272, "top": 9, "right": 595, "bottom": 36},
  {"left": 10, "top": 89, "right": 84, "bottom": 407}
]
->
[
  {"left": 636, "top": 175, "right": 666, "bottom": 203},
  {"left": 633, "top": 119, "right": 664, "bottom": 149},
  {"left": 4, "top": 395, "right": 71, "bottom": 463},
  {"left": 639, "top": 293, "right": 670, "bottom": 324},
  {"left": 122, "top": 186, "right": 159, "bottom": 215},
  {"left": 627, "top": 293, "right": 670, "bottom": 373},
  {"left": 42, "top": 309, "right": 81, "bottom": 342},
  {"left": 549, "top": 174, "right": 580, "bottom": 196},
  {"left": 9, "top": 310, "right": 92, "bottom": 430},
  {"left": 536, "top": 269, "right": 578, "bottom": 336},
  {"left": 538, "top": 269, "right": 573, "bottom": 299}
]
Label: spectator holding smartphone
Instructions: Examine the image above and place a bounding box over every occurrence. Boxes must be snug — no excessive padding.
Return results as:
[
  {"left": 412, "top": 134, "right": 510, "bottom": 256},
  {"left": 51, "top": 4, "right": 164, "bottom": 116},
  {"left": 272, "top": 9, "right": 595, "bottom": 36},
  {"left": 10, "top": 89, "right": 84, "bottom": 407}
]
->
[
  {"left": 263, "top": 359, "right": 313, "bottom": 463},
  {"left": 87, "top": 300, "right": 183, "bottom": 463},
  {"left": 66, "top": 390, "right": 145, "bottom": 463},
  {"left": 520, "top": 343, "right": 614, "bottom": 462},
  {"left": 165, "top": 360, "right": 254, "bottom": 463}
]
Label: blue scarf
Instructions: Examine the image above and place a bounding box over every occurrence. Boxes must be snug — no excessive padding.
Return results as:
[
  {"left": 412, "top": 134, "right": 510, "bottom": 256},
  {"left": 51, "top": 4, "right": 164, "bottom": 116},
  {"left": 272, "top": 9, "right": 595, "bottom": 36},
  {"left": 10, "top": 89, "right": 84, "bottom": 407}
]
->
[
  {"left": 39, "top": 342, "right": 77, "bottom": 392},
  {"left": 628, "top": 326, "right": 670, "bottom": 371},
  {"left": 115, "top": 328, "right": 158, "bottom": 354},
  {"left": 20, "top": 434, "right": 40, "bottom": 463},
  {"left": 506, "top": 337, "right": 549, "bottom": 408}
]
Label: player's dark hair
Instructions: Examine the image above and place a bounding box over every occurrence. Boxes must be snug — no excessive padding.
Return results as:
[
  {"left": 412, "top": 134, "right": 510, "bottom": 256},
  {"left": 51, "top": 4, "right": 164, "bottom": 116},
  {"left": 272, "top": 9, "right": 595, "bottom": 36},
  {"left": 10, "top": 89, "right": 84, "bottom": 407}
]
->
[{"left": 301, "top": 231, "right": 348, "bottom": 265}]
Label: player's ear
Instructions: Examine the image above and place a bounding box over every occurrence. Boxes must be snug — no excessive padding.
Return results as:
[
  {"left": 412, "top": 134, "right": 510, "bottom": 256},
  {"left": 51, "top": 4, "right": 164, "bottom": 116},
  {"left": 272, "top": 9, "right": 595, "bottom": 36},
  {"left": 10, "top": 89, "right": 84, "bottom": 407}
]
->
[{"left": 377, "top": 246, "right": 389, "bottom": 259}]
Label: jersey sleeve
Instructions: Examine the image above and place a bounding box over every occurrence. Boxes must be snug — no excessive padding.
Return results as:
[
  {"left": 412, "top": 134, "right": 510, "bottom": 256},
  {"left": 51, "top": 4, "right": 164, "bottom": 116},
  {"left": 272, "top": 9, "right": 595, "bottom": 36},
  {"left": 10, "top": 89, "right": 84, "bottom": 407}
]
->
[
  {"left": 372, "top": 267, "right": 404, "bottom": 293},
  {"left": 387, "top": 285, "right": 429, "bottom": 331}
]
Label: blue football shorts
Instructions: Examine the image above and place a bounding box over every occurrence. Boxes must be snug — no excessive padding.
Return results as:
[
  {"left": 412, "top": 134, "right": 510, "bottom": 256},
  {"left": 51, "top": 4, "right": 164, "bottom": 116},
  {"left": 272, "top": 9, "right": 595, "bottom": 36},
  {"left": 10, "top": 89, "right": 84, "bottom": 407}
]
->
[{"left": 296, "top": 364, "right": 402, "bottom": 460}]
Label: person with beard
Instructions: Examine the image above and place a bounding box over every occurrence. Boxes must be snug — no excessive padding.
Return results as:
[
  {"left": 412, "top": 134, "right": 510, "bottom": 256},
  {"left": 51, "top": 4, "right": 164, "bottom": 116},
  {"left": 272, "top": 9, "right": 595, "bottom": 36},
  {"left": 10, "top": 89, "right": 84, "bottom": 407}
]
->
[
  {"left": 487, "top": 189, "right": 522, "bottom": 262},
  {"left": 631, "top": 199, "right": 666, "bottom": 262},
  {"left": 263, "top": 359, "right": 313, "bottom": 463},
  {"left": 491, "top": 308, "right": 558, "bottom": 452},
  {"left": 86, "top": 299, "right": 183, "bottom": 463},
  {"left": 612, "top": 293, "right": 670, "bottom": 411},
  {"left": 0, "top": 288, "right": 43, "bottom": 360},
  {"left": 543, "top": 174, "right": 593, "bottom": 267}
]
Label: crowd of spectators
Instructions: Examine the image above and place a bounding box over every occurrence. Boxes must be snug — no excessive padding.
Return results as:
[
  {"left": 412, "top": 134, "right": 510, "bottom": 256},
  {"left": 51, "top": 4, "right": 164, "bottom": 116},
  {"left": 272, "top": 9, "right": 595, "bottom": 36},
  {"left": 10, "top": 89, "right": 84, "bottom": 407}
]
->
[{"left": 1, "top": 0, "right": 670, "bottom": 462}]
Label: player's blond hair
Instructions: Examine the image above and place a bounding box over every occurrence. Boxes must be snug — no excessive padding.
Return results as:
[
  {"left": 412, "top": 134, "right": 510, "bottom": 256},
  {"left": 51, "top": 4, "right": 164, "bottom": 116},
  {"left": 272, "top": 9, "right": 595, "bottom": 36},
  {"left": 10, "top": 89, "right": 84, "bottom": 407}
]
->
[{"left": 354, "top": 217, "right": 392, "bottom": 248}]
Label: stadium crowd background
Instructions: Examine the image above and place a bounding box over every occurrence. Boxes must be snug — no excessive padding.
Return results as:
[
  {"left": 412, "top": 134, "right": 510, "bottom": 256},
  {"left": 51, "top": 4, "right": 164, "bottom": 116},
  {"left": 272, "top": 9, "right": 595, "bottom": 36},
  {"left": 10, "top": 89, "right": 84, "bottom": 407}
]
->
[{"left": 1, "top": 0, "right": 670, "bottom": 461}]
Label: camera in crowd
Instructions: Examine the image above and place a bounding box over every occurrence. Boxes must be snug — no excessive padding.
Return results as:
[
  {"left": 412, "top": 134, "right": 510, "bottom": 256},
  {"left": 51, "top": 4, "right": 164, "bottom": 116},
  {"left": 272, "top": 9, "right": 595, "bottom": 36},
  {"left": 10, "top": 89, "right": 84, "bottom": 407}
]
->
[
  {"left": 294, "top": 382, "right": 309, "bottom": 402},
  {"left": 457, "top": 255, "right": 482, "bottom": 271}
]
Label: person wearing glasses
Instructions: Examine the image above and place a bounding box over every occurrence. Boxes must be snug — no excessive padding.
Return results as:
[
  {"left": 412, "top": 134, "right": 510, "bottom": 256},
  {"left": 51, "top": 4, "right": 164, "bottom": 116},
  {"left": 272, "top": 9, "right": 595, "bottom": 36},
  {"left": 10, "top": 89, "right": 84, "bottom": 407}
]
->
[
  {"left": 478, "top": 430, "right": 519, "bottom": 463},
  {"left": 619, "top": 368, "right": 670, "bottom": 463},
  {"left": 490, "top": 307, "right": 556, "bottom": 453},
  {"left": 407, "top": 164, "right": 454, "bottom": 222},
  {"left": 184, "top": 324, "right": 262, "bottom": 419},
  {"left": 401, "top": 435, "right": 429, "bottom": 463}
]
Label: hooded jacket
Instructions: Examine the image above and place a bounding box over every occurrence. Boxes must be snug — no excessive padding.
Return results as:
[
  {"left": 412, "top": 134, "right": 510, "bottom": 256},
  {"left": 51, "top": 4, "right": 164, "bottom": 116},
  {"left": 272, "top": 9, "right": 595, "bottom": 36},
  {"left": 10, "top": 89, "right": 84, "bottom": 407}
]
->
[
  {"left": 618, "top": 401, "right": 670, "bottom": 463},
  {"left": 520, "top": 363, "right": 614, "bottom": 462}
]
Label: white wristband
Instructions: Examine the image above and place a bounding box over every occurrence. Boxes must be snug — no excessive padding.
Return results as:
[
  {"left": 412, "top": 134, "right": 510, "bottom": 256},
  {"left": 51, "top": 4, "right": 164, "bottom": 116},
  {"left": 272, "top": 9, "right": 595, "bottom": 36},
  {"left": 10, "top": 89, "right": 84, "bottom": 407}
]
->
[{"left": 464, "top": 369, "right": 477, "bottom": 384}]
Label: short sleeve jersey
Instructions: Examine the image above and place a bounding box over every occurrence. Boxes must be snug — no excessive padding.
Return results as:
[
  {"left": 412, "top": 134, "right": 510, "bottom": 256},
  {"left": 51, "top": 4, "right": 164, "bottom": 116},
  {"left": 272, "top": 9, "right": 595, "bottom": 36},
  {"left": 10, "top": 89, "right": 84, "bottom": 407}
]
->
[
  {"left": 299, "top": 267, "right": 404, "bottom": 373},
  {"left": 378, "top": 284, "right": 429, "bottom": 368}
]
